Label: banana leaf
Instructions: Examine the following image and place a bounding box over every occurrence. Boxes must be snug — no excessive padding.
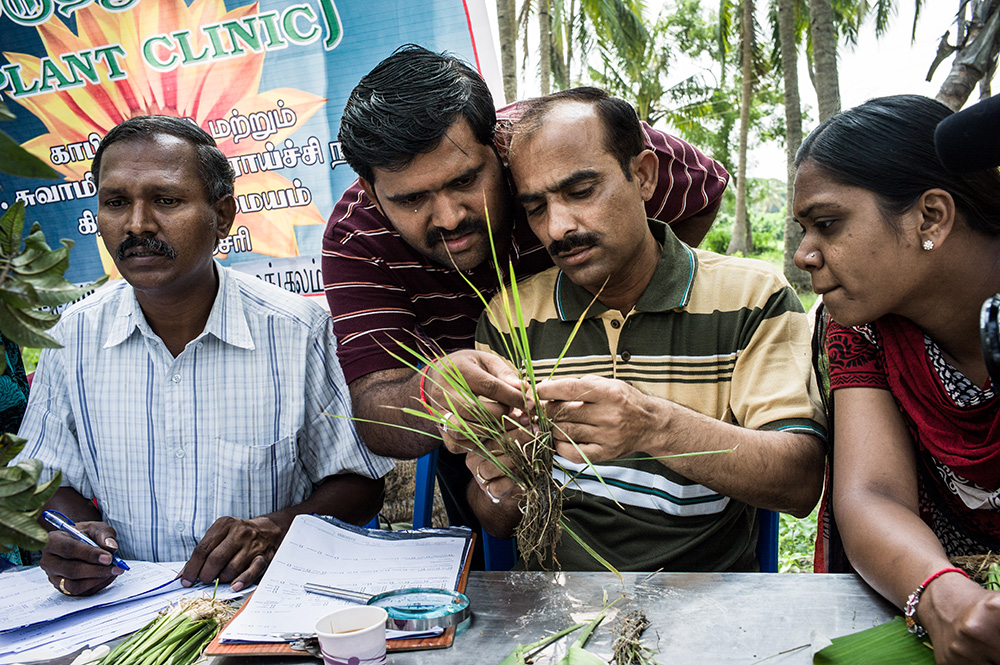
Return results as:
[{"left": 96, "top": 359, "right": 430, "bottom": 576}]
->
[{"left": 813, "top": 617, "right": 934, "bottom": 664}]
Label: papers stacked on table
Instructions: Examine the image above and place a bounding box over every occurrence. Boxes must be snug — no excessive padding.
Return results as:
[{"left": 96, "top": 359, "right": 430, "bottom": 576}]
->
[
  {"left": 217, "top": 515, "right": 472, "bottom": 644},
  {"left": 0, "top": 561, "right": 246, "bottom": 664}
]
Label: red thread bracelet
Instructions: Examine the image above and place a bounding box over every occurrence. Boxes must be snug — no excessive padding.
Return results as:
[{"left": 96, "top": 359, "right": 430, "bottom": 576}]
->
[
  {"left": 904, "top": 567, "right": 971, "bottom": 636},
  {"left": 920, "top": 567, "right": 970, "bottom": 591},
  {"left": 418, "top": 364, "right": 435, "bottom": 414}
]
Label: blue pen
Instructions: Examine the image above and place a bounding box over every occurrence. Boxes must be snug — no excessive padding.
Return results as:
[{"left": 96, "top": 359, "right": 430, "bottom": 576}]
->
[{"left": 42, "top": 509, "right": 130, "bottom": 571}]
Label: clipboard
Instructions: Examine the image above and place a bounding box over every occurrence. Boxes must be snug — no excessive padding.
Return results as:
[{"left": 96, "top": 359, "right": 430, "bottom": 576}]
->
[{"left": 205, "top": 528, "right": 475, "bottom": 656}]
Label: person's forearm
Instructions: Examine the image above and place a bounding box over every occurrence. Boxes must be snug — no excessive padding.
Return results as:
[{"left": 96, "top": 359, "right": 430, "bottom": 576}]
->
[
  {"left": 835, "top": 487, "right": 954, "bottom": 609},
  {"left": 260, "top": 474, "right": 386, "bottom": 535},
  {"left": 642, "top": 398, "right": 825, "bottom": 516},
  {"left": 42, "top": 486, "right": 100, "bottom": 529},
  {"left": 351, "top": 368, "right": 442, "bottom": 459}
]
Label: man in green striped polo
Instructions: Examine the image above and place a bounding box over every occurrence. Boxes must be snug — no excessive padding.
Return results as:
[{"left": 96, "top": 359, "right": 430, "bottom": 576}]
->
[{"left": 448, "top": 88, "right": 827, "bottom": 571}]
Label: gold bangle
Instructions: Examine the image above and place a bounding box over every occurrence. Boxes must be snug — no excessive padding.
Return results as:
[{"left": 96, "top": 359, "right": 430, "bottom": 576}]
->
[{"left": 475, "top": 461, "right": 488, "bottom": 485}]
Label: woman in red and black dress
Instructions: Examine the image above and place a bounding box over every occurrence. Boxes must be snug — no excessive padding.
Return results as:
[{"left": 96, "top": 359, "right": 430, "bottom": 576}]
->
[{"left": 793, "top": 95, "right": 1000, "bottom": 665}]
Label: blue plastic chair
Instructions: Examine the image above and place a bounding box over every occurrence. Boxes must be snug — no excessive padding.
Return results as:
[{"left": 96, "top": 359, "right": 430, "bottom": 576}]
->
[
  {"left": 756, "top": 508, "right": 779, "bottom": 573},
  {"left": 413, "top": 449, "right": 517, "bottom": 570},
  {"left": 412, "top": 449, "right": 438, "bottom": 529}
]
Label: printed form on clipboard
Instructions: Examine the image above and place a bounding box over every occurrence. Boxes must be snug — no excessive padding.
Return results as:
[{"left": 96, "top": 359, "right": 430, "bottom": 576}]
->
[{"left": 215, "top": 514, "right": 473, "bottom": 648}]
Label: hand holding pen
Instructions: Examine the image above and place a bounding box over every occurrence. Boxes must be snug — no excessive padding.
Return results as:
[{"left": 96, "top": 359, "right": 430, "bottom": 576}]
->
[{"left": 41, "top": 509, "right": 129, "bottom": 596}]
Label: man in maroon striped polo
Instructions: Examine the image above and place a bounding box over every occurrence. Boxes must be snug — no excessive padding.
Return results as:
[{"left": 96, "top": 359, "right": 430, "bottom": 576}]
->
[{"left": 322, "top": 45, "right": 728, "bottom": 558}]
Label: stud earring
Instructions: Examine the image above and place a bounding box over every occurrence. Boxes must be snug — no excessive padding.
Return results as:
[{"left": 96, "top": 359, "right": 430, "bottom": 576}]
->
[{"left": 922, "top": 239, "right": 934, "bottom": 251}]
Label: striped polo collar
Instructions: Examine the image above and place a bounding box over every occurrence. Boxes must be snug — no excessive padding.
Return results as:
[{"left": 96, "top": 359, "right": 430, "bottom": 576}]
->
[
  {"left": 106, "top": 261, "right": 254, "bottom": 350},
  {"left": 554, "top": 219, "right": 699, "bottom": 321}
]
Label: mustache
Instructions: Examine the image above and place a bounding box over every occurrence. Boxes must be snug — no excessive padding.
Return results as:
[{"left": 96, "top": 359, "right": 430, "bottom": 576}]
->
[
  {"left": 426, "top": 217, "right": 488, "bottom": 247},
  {"left": 116, "top": 235, "right": 178, "bottom": 261},
  {"left": 547, "top": 232, "right": 600, "bottom": 258}
]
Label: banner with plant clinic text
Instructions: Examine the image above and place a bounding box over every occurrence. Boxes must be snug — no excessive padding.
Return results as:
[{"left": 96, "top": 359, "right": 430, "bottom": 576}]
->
[{"left": 0, "top": 0, "right": 500, "bottom": 302}]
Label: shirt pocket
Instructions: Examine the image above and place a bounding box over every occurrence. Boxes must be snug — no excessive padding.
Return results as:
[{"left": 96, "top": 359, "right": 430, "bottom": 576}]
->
[{"left": 212, "top": 434, "right": 300, "bottom": 520}]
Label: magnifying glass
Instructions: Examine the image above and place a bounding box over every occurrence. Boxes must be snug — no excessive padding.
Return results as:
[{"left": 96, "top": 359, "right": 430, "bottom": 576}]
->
[{"left": 303, "top": 583, "right": 471, "bottom": 630}]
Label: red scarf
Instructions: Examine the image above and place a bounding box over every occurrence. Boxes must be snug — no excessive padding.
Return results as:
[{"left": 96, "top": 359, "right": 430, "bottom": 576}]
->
[{"left": 877, "top": 315, "right": 1000, "bottom": 490}]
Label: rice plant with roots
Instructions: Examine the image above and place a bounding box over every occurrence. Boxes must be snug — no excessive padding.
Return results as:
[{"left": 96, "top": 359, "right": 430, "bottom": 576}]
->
[{"left": 349, "top": 205, "right": 728, "bottom": 573}]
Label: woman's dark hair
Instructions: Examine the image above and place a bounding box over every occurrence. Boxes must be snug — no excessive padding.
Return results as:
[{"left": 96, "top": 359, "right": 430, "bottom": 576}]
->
[
  {"left": 796, "top": 94, "right": 1000, "bottom": 236},
  {"left": 91, "top": 115, "right": 235, "bottom": 203},
  {"left": 338, "top": 44, "right": 496, "bottom": 184},
  {"left": 510, "top": 87, "right": 644, "bottom": 180}
]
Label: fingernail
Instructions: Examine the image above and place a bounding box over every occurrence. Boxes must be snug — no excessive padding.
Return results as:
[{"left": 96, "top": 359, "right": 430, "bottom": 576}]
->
[
  {"left": 181, "top": 579, "right": 193, "bottom": 587},
  {"left": 105, "top": 538, "right": 118, "bottom": 549},
  {"left": 231, "top": 581, "right": 244, "bottom": 592},
  {"left": 113, "top": 566, "right": 125, "bottom": 575},
  {"left": 98, "top": 553, "right": 112, "bottom": 565}
]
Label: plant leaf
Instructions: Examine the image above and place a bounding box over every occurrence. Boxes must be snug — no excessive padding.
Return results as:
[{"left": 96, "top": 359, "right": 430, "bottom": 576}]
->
[
  {"left": 0, "top": 432, "right": 27, "bottom": 466},
  {"left": 813, "top": 617, "right": 935, "bottom": 664},
  {"left": 0, "top": 463, "right": 36, "bottom": 498},
  {"left": 0, "top": 300, "right": 61, "bottom": 348},
  {"left": 560, "top": 518, "right": 621, "bottom": 579},
  {"left": 0, "top": 130, "right": 61, "bottom": 180},
  {"left": 554, "top": 595, "right": 623, "bottom": 665},
  {"left": 0, "top": 503, "right": 50, "bottom": 551},
  {"left": 0, "top": 97, "right": 16, "bottom": 122},
  {"left": 496, "top": 622, "right": 584, "bottom": 664},
  {"left": 0, "top": 202, "right": 26, "bottom": 258},
  {"left": 3, "top": 470, "right": 61, "bottom": 511}
]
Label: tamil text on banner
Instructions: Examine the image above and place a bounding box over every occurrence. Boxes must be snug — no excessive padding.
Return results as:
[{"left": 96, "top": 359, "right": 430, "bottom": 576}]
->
[{"left": 0, "top": 0, "right": 500, "bottom": 304}]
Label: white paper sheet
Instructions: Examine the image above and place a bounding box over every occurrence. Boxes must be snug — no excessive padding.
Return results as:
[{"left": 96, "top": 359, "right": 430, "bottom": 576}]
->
[
  {"left": 0, "top": 561, "right": 253, "bottom": 665},
  {"left": 0, "top": 580, "right": 247, "bottom": 664},
  {"left": 0, "top": 561, "right": 182, "bottom": 632},
  {"left": 218, "top": 515, "right": 470, "bottom": 643}
]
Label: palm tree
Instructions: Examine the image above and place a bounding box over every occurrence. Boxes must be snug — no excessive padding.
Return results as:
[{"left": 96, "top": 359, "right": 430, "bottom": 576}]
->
[
  {"left": 775, "top": 0, "right": 809, "bottom": 288},
  {"left": 771, "top": 0, "right": 895, "bottom": 284},
  {"left": 728, "top": 0, "right": 758, "bottom": 255},
  {"left": 539, "top": 0, "right": 552, "bottom": 94},
  {"left": 809, "top": 0, "right": 841, "bottom": 121},
  {"left": 522, "top": 0, "right": 648, "bottom": 93},
  {"left": 497, "top": 0, "right": 518, "bottom": 103},
  {"left": 929, "top": 0, "right": 1000, "bottom": 110}
]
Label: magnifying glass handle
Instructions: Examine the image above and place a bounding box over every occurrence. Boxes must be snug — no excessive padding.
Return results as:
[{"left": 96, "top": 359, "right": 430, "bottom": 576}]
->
[{"left": 303, "top": 583, "right": 372, "bottom": 602}]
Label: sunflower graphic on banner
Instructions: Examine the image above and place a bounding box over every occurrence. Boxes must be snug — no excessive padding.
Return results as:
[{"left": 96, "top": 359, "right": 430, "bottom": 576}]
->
[{"left": 0, "top": 0, "right": 498, "bottom": 300}]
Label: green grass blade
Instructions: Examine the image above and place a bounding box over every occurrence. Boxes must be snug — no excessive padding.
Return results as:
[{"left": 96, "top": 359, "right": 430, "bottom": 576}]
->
[
  {"left": 543, "top": 285, "right": 603, "bottom": 383},
  {"left": 560, "top": 518, "right": 621, "bottom": 580}
]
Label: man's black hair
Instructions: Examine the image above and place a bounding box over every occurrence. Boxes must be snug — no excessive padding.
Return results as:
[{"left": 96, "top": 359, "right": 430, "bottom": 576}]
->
[
  {"left": 92, "top": 115, "right": 235, "bottom": 203},
  {"left": 338, "top": 44, "right": 496, "bottom": 184},
  {"left": 509, "top": 87, "right": 644, "bottom": 180}
]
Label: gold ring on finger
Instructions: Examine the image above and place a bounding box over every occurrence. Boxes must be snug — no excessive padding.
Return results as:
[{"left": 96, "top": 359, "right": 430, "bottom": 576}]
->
[
  {"left": 475, "top": 461, "right": 489, "bottom": 485},
  {"left": 59, "top": 577, "right": 71, "bottom": 595}
]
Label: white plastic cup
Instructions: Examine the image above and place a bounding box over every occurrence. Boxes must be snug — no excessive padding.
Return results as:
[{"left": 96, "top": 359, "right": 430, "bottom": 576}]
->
[{"left": 314, "top": 605, "right": 388, "bottom": 665}]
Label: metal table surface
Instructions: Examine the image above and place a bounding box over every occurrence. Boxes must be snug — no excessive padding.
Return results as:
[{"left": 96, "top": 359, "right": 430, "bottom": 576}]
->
[{"left": 206, "top": 571, "right": 897, "bottom": 665}]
